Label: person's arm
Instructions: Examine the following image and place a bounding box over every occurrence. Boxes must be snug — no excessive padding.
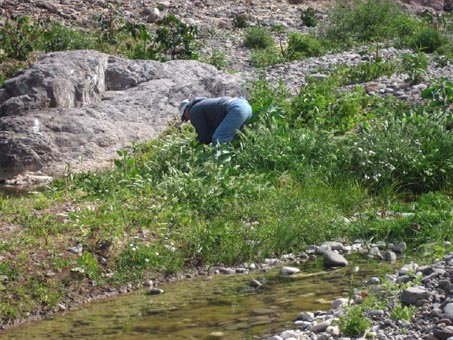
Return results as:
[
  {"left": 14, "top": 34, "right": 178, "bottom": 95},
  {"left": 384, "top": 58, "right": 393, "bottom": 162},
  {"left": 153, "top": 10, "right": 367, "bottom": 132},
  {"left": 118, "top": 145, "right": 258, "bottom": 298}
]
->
[{"left": 190, "top": 109, "right": 212, "bottom": 144}]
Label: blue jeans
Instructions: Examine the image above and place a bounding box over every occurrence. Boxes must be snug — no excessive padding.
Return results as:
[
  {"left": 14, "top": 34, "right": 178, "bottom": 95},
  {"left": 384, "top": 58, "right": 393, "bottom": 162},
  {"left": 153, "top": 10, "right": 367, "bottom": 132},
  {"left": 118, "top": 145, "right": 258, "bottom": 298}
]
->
[{"left": 212, "top": 97, "right": 252, "bottom": 147}]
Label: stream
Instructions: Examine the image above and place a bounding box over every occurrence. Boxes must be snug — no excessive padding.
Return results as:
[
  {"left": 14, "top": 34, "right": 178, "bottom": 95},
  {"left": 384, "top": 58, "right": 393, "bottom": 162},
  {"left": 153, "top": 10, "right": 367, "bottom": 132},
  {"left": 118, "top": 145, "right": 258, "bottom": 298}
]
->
[{"left": 0, "top": 258, "right": 398, "bottom": 340}]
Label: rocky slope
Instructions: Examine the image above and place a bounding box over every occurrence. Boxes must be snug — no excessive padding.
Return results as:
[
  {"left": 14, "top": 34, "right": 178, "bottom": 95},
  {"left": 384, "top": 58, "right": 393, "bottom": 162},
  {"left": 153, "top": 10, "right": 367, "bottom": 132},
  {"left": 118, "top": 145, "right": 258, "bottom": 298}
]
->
[{"left": 0, "top": 51, "right": 244, "bottom": 181}]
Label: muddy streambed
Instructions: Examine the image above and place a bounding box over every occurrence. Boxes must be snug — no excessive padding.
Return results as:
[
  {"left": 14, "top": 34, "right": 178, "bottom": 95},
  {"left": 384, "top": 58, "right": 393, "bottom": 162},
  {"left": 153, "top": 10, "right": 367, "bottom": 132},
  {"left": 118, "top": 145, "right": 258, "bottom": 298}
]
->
[{"left": 0, "top": 258, "right": 398, "bottom": 340}]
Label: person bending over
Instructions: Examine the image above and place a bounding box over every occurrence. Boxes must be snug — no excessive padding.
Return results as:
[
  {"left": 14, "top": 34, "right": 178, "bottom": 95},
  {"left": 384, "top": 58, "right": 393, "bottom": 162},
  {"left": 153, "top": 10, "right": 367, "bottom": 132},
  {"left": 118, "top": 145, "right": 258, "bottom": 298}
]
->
[{"left": 179, "top": 96, "right": 252, "bottom": 147}]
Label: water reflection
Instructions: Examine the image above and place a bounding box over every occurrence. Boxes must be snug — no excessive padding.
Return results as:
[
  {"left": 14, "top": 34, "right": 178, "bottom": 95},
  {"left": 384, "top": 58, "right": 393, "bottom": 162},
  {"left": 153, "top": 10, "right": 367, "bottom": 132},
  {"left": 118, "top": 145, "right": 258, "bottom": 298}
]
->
[{"left": 0, "top": 184, "right": 46, "bottom": 198}]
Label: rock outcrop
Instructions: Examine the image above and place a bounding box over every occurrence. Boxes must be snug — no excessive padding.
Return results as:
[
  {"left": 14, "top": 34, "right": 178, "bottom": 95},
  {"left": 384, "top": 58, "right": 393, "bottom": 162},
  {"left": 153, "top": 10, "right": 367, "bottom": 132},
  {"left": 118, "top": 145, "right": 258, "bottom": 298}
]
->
[{"left": 0, "top": 50, "right": 245, "bottom": 181}]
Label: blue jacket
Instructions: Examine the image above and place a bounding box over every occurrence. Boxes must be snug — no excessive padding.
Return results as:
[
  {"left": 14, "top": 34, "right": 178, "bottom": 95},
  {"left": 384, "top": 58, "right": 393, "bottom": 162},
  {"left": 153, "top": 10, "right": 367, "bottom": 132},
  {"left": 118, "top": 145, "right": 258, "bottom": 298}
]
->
[{"left": 188, "top": 96, "right": 235, "bottom": 144}]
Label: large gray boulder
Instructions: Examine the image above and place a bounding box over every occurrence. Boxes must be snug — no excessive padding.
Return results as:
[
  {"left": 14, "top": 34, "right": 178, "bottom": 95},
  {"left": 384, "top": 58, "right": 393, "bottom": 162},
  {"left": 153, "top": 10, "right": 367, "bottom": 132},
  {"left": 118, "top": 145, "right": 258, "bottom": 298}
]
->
[{"left": 0, "top": 50, "right": 245, "bottom": 181}]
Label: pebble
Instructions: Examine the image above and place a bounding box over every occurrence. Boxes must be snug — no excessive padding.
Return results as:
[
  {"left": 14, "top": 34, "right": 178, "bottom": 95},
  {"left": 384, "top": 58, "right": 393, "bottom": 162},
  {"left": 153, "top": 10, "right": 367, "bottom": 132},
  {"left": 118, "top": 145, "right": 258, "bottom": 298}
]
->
[
  {"left": 146, "top": 288, "right": 164, "bottom": 295},
  {"left": 249, "top": 279, "right": 262, "bottom": 288},
  {"left": 279, "top": 267, "right": 300, "bottom": 276}
]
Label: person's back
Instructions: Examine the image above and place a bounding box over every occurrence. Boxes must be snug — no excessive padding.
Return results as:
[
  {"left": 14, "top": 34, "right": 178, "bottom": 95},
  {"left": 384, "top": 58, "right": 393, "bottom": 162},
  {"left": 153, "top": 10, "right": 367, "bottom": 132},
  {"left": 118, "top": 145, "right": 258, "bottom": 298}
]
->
[
  {"left": 189, "top": 97, "right": 234, "bottom": 144},
  {"left": 179, "top": 96, "right": 252, "bottom": 147}
]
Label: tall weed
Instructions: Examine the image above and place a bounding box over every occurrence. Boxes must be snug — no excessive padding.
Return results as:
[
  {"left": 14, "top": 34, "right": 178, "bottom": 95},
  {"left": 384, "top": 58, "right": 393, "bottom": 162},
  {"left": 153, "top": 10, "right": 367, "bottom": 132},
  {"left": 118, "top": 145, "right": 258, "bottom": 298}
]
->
[{"left": 340, "top": 112, "right": 453, "bottom": 193}]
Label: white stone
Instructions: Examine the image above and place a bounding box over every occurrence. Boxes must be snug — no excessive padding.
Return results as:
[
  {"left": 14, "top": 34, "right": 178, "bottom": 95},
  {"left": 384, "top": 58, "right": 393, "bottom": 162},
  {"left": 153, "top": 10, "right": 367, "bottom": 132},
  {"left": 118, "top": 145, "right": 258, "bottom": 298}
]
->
[
  {"left": 279, "top": 267, "right": 300, "bottom": 276},
  {"left": 331, "top": 298, "right": 349, "bottom": 310}
]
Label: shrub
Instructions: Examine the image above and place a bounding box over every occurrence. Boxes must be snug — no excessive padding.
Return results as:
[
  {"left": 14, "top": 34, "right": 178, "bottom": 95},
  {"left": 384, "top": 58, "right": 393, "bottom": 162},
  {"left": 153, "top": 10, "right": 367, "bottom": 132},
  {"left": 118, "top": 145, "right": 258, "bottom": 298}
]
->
[
  {"left": 400, "top": 52, "right": 428, "bottom": 84},
  {"left": 121, "top": 22, "right": 156, "bottom": 60},
  {"left": 337, "top": 60, "right": 397, "bottom": 85},
  {"left": 393, "top": 15, "right": 422, "bottom": 47},
  {"left": 250, "top": 46, "right": 283, "bottom": 67},
  {"left": 338, "top": 304, "right": 372, "bottom": 337},
  {"left": 322, "top": 0, "right": 411, "bottom": 47},
  {"left": 247, "top": 79, "right": 289, "bottom": 124},
  {"left": 289, "top": 77, "right": 337, "bottom": 127},
  {"left": 0, "top": 16, "right": 43, "bottom": 61},
  {"left": 206, "top": 50, "right": 228, "bottom": 70},
  {"left": 289, "top": 75, "right": 371, "bottom": 133},
  {"left": 232, "top": 13, "right": 250, "bottom": 29},
  {"left": 409, "top": 27, "right": 445, "bottom": 53},
  {"left": 40, "top": 22, "right": 94, "bottom": 52},
  {"left": 300, "top": 7, "right": 318, "bottom": 27},
  {"left": 243, "top": 27, "right": 274, "bottom": 49},
  {"left": 433, "top": 42, "right": 453, "bottom": 65},
  {"left": 421, "top": 78, "right": 453, "bottom": 106},
  {"left": 341, "top": 111, "right": 453, "bottom": 194},
  {"left": 286, "top": 32, "right": 325, "bottom": 60},
  {"left": 154, "top": 15, "right": 199, "bottom": 60},
  {"left": 94, "top": 3, "right": 124, "bottom": 45}
]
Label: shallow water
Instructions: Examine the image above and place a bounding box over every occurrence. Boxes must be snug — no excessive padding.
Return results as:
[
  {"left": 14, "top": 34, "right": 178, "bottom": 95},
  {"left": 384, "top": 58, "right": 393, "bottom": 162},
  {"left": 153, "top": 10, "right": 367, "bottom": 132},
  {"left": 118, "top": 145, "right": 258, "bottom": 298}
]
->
[
  {"left": 0, "top": 184, "right": 45, "bottom": 198},
  {"left": 1, "top": 259, "right": 397, "bottom": 340}
]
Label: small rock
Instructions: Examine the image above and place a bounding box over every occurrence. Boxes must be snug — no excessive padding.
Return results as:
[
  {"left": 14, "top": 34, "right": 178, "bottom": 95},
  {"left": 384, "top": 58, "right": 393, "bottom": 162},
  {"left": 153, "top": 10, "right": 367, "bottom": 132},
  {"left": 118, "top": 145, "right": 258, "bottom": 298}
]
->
[
  {"left": 279, "top": 267, "right": 300, "bottom": 276},
  {"left": 309, "top": 73, "right": 328, "bottom": 80},
  {"left": 208, "top": 331, "right": 223, "bottom": 338},
  {"left": 146, "top": 288, "right": 164, "bottom": 295},
  {"left": 220, "top": 268, "right": 235, "bottom": 275},
  {"left": 143, "top": 280, "right": 153, "bottom": 287},
  {"left": 444, "top": 303, "right": 453, "bottom": 320},
  {"left": 320, "top": 241, "right": 344, "bottom": 251},
  {"left": 67, "top": 243, "right": 83, "bottom": 255},
  {"left": 368, "top": 277, "right": 380, "bottom": 285},
  {"left": 331, "top": 298, "right": 348, "bottom": 310},
  {"left": 311, "top": 320, "right": 331, "bottom": 333},
  {"left": 392, "top": 241, "right": 407, "bottom": 254},
  {"left": 279, "top": 330, "right": 300, "bottom": 339},
  {"left": 401, "top": 286, "right": 431, "bottom": 305},
  {"left": 249, "top": 279, "right": 262, "bottom": 288},
  {"left": 296, "top": 311, "right": 314, "bottom": 322},
  {"left": 433, "top": 326, "right": 453, "bottom": 340},
  {"left": 383, "top": 250, "right": 397, "bottom": 262},
  {"left": 147, "top": 8, "right": 160, "bottom": 23},
  {"left": 323, "top": 250, "right": 348, "bottom": 267}
]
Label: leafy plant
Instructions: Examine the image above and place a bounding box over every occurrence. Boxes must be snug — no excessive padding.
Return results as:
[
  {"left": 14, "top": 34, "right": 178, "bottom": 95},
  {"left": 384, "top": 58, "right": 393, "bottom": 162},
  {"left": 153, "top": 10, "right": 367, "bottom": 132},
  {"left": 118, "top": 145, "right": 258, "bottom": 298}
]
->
[
  {"left": 336, "top": 60, "right": 397, "bottom": 85},
  {"left": 400, "top": 52, "right": 428, "bottom": 84},
  {"left": 286, "top": 32, "right": 325, "bottom": 60},
  {"left": 41, "top": 22, "right": 93, "bottom": 52},
  {"left": 206, "top": 50, "right": 228, "bottom": 70},
  {"left": 232, "top": 14, "right": 250, "bottom": 29},
  {"left": 338, "top": 304, "right": 372, "bottom": 337},
  {"left": 342, "top": 111, "right": 453, "bottom": 194},
  {"left": 154, "top": 15, "right": 198, "bottom": 60},
  {"left": 322, "top": 0, "right": 414, "bottom": 48},
  {"left": 0, "top": 61, "right": 24, "bottom": 86},
  {"left": 0, "top": 15, "right": 44, "bottom": 60},
  {"left": 94, "top": 3, "right": 124, "bottom": 45},
  {"left": 421, "top": 78, "right": 453, "bottom": 106},
  {"left": 250, "top": 46, "right": 283, "bottom": 68},
  {"left": 391, "top": 303, "right": 415, "bottom": 321},
  {"left": 410, "top": 27, "right": 445, "bottom": 53},
  {"left": 243, "top": 27, "right": 274, "bottom": 49},
  {"left": 77, "top": 252, "right": 100, "bottom": 282},
  {"left": 300, "top": 7, "right": 318, "bottom": 27},
  {"left": 121, "top": 22, "right": 155, "bottom": 60}
]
